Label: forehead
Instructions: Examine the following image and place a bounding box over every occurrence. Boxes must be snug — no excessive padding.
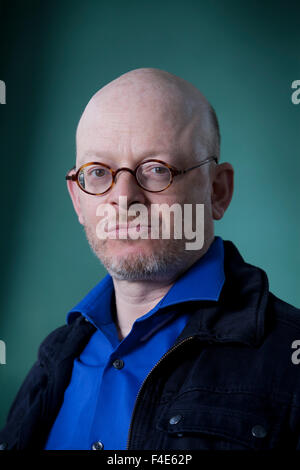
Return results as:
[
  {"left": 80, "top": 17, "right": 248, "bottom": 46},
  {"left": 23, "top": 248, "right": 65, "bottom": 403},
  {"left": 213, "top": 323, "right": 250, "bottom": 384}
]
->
[{"left": 76, "top": 103, "right": 201, "bottom": 168}]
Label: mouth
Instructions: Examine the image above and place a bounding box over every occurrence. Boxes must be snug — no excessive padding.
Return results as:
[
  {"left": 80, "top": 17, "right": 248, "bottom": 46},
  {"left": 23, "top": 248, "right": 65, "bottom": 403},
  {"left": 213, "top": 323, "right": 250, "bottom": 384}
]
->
[{"left": 106, "top": 224, "right": 151, "bottom": 237}]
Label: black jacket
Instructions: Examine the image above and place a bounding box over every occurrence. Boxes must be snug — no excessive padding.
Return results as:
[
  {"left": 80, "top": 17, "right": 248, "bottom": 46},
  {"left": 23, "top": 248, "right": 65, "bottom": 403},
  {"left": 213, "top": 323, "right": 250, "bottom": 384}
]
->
[{"left": 1, "top": 240, "right": 300, "bottom": 450}]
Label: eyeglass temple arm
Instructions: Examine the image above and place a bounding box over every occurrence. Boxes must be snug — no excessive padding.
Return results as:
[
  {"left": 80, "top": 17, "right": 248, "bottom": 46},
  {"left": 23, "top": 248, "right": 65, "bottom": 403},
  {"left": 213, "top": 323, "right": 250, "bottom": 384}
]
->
[
  {"left": 180, "top": 156, "right": 218, "bottom": 174},
  {"left": 65, "top": 165, "right": 76, "bottom": 180}
]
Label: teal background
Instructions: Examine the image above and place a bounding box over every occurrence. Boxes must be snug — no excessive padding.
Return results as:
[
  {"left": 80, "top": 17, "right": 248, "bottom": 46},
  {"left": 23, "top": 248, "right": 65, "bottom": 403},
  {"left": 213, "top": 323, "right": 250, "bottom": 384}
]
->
[{"left": 0, "top": 0, "right": 299, "bottom": 428}]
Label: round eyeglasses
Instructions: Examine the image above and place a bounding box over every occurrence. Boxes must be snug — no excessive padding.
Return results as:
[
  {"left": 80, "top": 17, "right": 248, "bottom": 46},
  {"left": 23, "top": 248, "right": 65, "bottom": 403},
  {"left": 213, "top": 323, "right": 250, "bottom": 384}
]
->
[{"left": 65, "top": 156, "right": 218, "bottom": 195}]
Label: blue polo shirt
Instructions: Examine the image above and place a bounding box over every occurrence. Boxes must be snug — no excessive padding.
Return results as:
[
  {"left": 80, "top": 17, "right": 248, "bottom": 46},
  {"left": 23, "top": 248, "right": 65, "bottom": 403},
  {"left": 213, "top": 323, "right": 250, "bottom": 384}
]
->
[{"left": 44, "top": 236, "right": 225, "bottom": 450}]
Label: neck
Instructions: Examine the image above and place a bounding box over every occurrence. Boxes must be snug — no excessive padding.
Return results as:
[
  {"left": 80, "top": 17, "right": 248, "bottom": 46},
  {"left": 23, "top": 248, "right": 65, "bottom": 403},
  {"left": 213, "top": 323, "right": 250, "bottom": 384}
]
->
[
  {"left": 112, "top": 276, "right": 176, "bottom": 340},
  {"left": 111, "top": 236, "right": 215, "bottom": 340}
]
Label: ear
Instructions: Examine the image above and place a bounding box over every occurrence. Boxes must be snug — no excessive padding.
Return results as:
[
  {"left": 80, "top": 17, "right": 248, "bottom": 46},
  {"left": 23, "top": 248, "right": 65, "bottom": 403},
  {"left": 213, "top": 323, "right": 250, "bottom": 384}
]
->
[
  {"left": 66, "top": 178, "right": 85, "bottom": 225},
  {"left": 211, "top": 162, "right": 234, "bottom": 220}
]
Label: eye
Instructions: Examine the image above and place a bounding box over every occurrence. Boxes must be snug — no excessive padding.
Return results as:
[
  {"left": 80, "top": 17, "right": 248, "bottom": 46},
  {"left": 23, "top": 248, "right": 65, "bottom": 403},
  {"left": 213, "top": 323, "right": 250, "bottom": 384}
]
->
[
  {"left": 142, "top": 164, "right": 169, "bottom": 176},
  {"left": 92, "top": 168, "right": 105, "bottom": 177},
  {"left": 151, "top": 166, "right": 168, "bottom": 174},
  {"left": 87, "top": 167, "right": 109, "bottom": 178}
]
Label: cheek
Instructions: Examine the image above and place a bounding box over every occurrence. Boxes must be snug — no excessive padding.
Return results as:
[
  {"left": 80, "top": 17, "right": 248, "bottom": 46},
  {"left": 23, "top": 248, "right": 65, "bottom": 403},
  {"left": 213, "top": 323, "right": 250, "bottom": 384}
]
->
[
  {"left": 180, "top": 187, "right": 209, "bottom": 206},
  {"left": 79, "top": 195, "right": 101, "bottom": 224},
  {"left": 190, "top": 178, "right": 212, "bottom": 205},
  {"left": 179, "top": 184, "right": 213, "bottom": 231}
]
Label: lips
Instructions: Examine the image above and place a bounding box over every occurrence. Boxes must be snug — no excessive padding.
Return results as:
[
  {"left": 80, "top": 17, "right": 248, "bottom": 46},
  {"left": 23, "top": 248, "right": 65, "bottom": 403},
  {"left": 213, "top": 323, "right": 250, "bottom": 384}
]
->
[{"left": 106, "top": 224, "right": 151, "bottom": 233}]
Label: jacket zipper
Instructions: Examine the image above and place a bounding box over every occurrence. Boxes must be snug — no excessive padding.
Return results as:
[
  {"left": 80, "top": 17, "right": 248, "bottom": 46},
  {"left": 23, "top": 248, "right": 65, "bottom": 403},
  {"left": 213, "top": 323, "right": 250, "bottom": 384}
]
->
[{"left": 126, "top": 335, "right": 196, "bottom": 450}]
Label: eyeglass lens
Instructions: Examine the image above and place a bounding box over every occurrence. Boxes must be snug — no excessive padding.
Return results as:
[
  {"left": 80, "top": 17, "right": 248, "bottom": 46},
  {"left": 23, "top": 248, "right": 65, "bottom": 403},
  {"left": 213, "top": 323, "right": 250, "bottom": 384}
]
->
[{"left": 78, "top": 162, "right": 172, "bottom": 194}]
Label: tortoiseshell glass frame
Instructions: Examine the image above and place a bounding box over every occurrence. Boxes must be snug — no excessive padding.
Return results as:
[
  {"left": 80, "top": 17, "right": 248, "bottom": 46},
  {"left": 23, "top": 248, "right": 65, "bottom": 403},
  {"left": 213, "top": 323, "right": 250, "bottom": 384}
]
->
[{"left": 65, "top": 156, "right": 218, "bottom": 195}]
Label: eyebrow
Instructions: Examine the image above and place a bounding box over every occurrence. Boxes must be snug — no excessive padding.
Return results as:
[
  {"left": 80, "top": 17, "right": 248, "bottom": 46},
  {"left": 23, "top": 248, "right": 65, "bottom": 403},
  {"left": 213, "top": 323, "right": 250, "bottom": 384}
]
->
[
  {"left": 77, "top": 151, "right": 113, "bottom": 166},
  {"left": 78, "top": 149, "right": 178, "bottom": 167}
]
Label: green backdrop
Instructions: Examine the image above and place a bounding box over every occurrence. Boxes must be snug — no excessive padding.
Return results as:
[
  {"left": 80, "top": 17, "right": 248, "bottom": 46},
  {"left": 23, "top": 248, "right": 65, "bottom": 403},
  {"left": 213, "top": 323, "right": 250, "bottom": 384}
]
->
[{"left": 0, "top": 0, "right": 299, "bottom": 428}]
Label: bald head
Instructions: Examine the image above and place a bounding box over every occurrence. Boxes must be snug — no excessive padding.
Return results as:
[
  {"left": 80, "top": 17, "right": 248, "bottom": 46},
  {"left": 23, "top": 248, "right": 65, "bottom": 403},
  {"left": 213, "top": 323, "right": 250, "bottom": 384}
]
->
[{"left": 76, "top": 68, "right": 220, "bottom": 164}]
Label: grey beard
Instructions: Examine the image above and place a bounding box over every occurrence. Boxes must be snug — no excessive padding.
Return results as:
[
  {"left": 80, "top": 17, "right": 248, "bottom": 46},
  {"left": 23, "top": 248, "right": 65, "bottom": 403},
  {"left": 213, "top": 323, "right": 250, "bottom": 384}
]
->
[
  {"left": 101, "top": 246, "right": 188, "bottom": 281},
  {"left": 83, "top": 223, "right": 192, "bottom": 281}
]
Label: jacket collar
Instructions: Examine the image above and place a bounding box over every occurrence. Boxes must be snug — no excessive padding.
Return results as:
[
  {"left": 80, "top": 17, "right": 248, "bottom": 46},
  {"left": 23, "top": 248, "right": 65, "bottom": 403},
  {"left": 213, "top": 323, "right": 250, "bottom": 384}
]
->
[{"left": 173, "top": 240, "right": 269, "bottom": 347}]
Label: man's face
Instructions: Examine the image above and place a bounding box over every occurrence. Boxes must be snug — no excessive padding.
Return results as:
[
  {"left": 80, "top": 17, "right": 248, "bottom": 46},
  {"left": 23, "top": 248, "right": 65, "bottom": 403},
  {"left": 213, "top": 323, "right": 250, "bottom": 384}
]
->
[{"left": 70, "top": 81, "right": 215, "bottom": 281}]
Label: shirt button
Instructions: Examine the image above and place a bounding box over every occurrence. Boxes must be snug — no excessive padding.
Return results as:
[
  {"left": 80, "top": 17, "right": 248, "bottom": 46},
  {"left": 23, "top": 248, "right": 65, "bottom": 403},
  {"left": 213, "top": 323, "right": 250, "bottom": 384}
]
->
[
  {"left": 91, "top": 440, "right": 104, "bottom": 450},
  {"left": 169, "top": 414, "right": 182, "bottom": 425},
  {"left": 113, "top": 359, "right": 124, "bottom": 369},
  {"left": 251, "top": 425, "right": 267, "bottom": 438}
]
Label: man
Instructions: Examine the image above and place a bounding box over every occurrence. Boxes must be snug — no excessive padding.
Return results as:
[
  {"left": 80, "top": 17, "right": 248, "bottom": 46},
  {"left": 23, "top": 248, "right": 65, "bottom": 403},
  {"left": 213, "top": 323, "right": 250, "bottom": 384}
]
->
[{"left": 1, "top": 68, "right": 300, "bottom": 451}]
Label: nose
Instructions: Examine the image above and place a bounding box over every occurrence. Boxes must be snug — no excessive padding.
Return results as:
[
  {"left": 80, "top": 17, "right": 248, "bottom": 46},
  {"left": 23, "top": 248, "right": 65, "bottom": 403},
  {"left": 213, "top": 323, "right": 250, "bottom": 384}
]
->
[
  {"left": 114, "top": 167, "right": 136, "bottom": 184},
  {"left": 106, "top": 167, "right": 147, "bottom": 207}
]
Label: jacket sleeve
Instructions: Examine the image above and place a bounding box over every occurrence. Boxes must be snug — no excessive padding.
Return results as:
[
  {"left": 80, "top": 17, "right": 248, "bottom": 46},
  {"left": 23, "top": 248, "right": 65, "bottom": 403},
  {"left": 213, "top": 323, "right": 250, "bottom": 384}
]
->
[
  {"left": 0, "top": 359, "right": 48, "bottom": 449},
  {"left": 9, "top": 360, "right": 48, "bottom": 422},
  {"left": 0, "top": 324, "right": 69, "bottom": 450},
  {"left": 0, "top": 317, "right": 95, "bottom": 450}
]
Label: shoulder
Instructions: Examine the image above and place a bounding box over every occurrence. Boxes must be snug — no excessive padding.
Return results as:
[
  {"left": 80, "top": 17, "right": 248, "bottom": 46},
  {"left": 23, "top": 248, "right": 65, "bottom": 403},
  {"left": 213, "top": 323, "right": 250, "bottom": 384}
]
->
[
  {"left": 37, "top": 314, "right": 96, "bottom": 365},
  {"left": 260, "top": 292, "right": 300, "bottom": 398},
  {"left": 268, "top": 292, "right": 300, "bottom": 334}
]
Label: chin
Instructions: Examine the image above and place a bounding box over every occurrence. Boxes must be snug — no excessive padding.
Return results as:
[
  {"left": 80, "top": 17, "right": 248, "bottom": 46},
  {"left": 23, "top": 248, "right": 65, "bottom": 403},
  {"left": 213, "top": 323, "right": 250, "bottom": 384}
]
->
[
  {"left": 96, "top": 240, "right": 190, "bottom": 282},
  {"left": 94, "top": 237, "right": 158, "bottom": 259}
]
